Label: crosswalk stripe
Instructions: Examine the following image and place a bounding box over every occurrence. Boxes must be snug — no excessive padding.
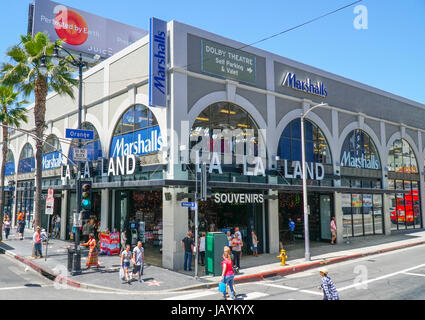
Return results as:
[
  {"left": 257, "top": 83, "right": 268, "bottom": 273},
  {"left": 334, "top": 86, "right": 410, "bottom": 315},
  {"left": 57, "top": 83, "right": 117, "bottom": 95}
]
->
[
  {"left": 243, "top": 292, "right": 269, "bottom": 300},
  {"left": 0, "top": 284, "right": 52, "bottom": 291},
  {"left": 403, "top": 272, "right": 425, "bottom": 278},
  {"left": 258, "top": 283, "right": 322, "bottom": 296},
  {"left": 163, "top": 290, "right": 218, "bottom": 300}
]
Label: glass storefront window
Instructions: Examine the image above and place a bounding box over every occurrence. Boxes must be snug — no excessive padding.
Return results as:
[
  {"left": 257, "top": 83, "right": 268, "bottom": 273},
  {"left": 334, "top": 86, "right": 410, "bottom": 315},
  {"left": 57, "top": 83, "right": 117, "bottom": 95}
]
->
[
  {"left": 389, "top": 181, "right": 422, "bottom": 231},
  {"left": 18, "top": 144, "right": 35, "bottom": 174},
  {"left": 191, "top": 102, "right": 262, "bottom": 168},
  {"left": 340, "top": 130, "right": 381, "bottom": 170},
  {"left": 342, "top": 193, "right": 384, "bottom": 237},
  {"left": 277, "top": 118, "right": 331, "bottom": 165},
  {"left": 388, "top": 139, "right": 418, "bottom": 173}
]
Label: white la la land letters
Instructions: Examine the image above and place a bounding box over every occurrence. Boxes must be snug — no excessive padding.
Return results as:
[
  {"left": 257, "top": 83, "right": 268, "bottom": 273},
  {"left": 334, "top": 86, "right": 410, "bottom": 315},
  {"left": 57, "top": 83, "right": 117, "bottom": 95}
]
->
[
  {"left": 283, "top": 160, "right": 325, "bottom": 181},
  {"left": 206, "top": 152, "right": 266, "bottom": 177},
  {"left": 103, "top": 155, "right": 136, "bottom": 176}
]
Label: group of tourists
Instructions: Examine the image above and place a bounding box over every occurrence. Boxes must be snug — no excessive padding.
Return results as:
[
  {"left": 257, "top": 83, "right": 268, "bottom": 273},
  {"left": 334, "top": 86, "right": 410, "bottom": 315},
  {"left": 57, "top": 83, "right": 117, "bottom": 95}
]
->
[{"left": 120, "top": 241, "right": 145, "bottom": 284}]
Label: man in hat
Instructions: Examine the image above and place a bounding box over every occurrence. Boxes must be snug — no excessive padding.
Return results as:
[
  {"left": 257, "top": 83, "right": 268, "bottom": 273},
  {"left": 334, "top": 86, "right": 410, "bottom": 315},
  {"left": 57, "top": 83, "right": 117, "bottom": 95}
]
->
[{"left": 318, "top": 267, "right": 339, "bottom": 300}]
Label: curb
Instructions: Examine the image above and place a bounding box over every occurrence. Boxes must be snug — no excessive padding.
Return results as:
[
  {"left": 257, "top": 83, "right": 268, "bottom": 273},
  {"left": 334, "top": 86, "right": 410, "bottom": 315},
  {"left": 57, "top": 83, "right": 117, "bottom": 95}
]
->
[{"left": 3, "top": 239, "right": 425, "bottom": 294}]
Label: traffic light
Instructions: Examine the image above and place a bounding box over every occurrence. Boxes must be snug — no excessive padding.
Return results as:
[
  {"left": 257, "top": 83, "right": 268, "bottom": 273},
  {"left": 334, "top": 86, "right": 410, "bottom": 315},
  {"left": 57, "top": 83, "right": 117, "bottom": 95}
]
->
[{"left": 81, "top": 182, "right": 92, "bottom": 211}]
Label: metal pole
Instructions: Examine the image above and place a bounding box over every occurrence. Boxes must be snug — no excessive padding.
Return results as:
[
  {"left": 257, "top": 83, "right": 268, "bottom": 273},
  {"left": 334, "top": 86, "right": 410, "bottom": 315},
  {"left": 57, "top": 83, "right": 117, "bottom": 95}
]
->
[
  {"left": 301, "top": 115, "right": 311, "bottom": 261},
  {"left": 45, "top": 216, "right": 50, "bottom": 261},
  {"left": 194, "top": 164, "right": 199, "bottom": 279},
  {"left": 72, "top": 56, "right": 83, "bottom": 275}
]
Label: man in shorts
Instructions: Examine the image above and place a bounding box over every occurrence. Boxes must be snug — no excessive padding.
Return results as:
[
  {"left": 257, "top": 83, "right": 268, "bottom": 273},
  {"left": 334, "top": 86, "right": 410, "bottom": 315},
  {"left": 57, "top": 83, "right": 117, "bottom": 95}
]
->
[{"left": 132, "top": 241, "right": 145, "bottom": 283}]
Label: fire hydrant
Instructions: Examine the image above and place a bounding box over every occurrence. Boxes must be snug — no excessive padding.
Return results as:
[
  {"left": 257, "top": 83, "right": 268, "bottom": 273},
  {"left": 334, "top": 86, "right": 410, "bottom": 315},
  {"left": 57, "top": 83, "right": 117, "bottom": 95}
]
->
[{"left": 277, "top": 249, "right": 288, "bottom": 266}]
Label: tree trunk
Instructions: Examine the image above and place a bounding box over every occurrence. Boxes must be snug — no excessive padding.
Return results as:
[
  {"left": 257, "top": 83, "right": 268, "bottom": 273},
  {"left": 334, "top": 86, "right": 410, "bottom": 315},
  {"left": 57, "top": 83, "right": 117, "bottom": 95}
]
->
[
  {"left": 33, "top": 76, "right": 47, "bottom": 230},
  {"left": 0, "top": 117, "right": 7, "bottom": 241}
]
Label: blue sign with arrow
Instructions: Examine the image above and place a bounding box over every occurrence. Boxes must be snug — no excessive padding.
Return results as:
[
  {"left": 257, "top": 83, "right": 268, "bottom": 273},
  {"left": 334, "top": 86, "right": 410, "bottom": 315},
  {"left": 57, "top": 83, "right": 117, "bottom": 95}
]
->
[{"left": 181, "top": 202, "right": 196, "bottom": 208}]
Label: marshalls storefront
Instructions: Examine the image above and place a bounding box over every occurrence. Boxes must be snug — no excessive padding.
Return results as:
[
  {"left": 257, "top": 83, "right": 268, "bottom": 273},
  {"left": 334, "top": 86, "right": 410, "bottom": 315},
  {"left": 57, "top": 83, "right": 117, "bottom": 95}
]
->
[{"left": 4, "top": 19, "right": 425, "bottom": 270}]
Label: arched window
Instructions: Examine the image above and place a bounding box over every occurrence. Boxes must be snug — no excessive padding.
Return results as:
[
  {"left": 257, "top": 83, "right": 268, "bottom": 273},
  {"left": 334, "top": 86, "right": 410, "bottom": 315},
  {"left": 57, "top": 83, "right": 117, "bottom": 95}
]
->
[
  {"left": 5, "top": 150, "right": 15, "bottom": 176},
  {"left": 277, "top": 118, "right": 331, "bottom": 164},
  {"left": 42, "top": 135, "right": 63, "bottom": 170},
  {"left": 190, "top": 102, "right": 263, "bottom": 160},
  {"left": 110, "top": 105, "right": 161, "bottom": 158},
  {"left": 388, "top": 139, "right": 418, "bottom": 173},
  {"left": 69, "top": 123, "right": 102, "bottom": 162},
  {"left": 340, "top": 130, "right": 380, "bottom": 170},
  {"left": 18, "top": 143, "right": 35, "bottom": 174}
]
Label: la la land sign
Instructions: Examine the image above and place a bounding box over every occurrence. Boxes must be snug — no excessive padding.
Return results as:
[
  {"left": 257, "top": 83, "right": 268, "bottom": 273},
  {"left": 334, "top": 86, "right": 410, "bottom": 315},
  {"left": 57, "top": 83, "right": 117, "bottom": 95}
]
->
[{"left": 61, "top": 155, "right": 138, "bottom": 181}]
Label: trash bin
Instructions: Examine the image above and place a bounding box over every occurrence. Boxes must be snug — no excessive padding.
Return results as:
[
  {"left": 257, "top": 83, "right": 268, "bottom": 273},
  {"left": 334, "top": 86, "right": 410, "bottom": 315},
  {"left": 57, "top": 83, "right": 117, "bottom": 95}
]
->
[
  {"left": 67, "top": 248, "right": 75, "bottom": 272},
  {"left": 205, "top": 232, "right": 227, "bottom": 276}
]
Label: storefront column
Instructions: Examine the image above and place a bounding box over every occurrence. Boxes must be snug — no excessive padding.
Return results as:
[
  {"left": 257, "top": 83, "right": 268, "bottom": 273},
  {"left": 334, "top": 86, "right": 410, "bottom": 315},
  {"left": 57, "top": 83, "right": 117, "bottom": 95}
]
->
[
  {"left": 162, "top": 187, "right": 189, "bottom": 271},
  {"left": 60, "top": 190, "right": 68, "bottom": 240},
  {"left": 100, "top": 189, "right": 110, "bottom": 232},
  {"left": 268, "top": 190, "right": 279, "bottom": 254},
  {"left": 334, "top": 192, "right": 343, "bottom": 244},
  {"left": 383, "top": 193, "right": 392, "bottom": 236}
]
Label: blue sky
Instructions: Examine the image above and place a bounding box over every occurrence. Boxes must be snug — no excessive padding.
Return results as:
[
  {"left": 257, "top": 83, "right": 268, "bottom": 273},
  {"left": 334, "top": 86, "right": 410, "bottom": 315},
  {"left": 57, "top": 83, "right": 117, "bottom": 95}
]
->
[{"left": 1, "top": 0, "right": 424, "bottom": 104}]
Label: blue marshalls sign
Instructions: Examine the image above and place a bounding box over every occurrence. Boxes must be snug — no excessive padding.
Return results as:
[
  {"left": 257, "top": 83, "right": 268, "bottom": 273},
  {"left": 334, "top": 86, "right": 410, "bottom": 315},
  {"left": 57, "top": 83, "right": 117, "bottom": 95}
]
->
[{"left": 149, "top": 17, "right": 167, "bottom": 108}]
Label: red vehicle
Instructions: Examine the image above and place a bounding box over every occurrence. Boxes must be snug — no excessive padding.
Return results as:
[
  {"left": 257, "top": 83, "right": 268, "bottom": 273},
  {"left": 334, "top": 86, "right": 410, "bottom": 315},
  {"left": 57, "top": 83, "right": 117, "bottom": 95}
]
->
[{"left": 391, "top": 190, "right": 420, "bottom": 224}]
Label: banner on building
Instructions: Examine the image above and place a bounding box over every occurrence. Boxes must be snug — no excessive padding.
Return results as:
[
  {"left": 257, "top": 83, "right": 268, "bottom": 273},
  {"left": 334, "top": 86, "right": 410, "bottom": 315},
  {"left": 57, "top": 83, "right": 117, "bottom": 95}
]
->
[
  {"left": 30, "top": 0, "right": 148, "bottom": 59},
  {"left": 149, "top": 17, "right": 167, "bottom": 108}
]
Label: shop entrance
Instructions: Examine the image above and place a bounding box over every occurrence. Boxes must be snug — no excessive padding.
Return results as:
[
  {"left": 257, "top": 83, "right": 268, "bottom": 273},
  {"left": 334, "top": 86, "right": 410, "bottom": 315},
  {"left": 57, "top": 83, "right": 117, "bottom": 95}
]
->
[
  {"left": 279, "top": 192, "right": 333, "bottom": 244},
  {"left": 115, "top": 190, "right": 163, "bottom": 267},
  {"left": 195, "top": 192, "right": 266, "bottom": 255}
]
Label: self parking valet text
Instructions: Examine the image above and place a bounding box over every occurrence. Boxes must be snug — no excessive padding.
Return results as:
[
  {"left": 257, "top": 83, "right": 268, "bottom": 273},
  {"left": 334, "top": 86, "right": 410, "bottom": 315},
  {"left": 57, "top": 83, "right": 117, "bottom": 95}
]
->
[{"left": 171, "top": 304, "right": 255, "bottom": 318}]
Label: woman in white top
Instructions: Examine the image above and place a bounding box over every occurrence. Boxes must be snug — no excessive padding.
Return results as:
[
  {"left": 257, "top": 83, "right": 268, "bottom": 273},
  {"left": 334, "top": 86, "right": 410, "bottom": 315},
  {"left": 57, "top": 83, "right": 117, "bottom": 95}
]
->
[{"left": 3, "top": 218, "right": 11, "bottom": 240}]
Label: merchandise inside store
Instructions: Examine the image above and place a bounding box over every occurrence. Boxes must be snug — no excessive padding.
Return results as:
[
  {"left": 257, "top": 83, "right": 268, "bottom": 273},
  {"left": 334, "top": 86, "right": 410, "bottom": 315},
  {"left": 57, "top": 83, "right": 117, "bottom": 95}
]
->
[
  {"left": 192, "top": 192, "right": 266, "bottom": 255},
  {"left": 116, "top": 190, "right": 163, "bottom": 266},
  {"left": 278, "top": 192, "right": 333, "bottom": 245}
]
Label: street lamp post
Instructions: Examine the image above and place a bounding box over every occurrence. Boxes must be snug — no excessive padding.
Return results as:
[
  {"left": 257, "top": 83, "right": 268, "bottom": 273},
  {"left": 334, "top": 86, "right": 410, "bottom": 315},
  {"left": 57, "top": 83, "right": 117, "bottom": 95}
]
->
[
  {"left": 300, "top": 102, "right": 328, "bottom": 262},
  {"left": 46, "top": 45, "right": 87, "bottom": 275}
]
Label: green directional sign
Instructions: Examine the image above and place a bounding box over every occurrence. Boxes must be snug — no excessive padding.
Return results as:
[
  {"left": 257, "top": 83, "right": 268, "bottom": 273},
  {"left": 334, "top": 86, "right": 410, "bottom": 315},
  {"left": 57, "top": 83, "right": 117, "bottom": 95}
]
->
[{"left": 201, "top": 39, "right": 256, "bottom": 84}]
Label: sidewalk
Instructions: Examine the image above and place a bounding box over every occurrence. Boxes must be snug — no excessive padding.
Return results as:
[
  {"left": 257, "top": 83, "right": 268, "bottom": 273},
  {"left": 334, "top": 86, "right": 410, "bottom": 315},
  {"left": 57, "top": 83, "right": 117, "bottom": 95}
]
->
[{"left": 2, "top": 227, "right": 425, "bottom": 293}]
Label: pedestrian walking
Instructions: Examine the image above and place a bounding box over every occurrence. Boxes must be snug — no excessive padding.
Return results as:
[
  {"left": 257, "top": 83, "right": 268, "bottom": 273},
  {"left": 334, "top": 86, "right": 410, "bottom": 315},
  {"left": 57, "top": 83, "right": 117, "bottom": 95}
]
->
[
  {"left": 54, "top": 214, "right": 61, "bottom": 238},
  {"left": 17, "top": 212, "right": 25, "bottom": 240},
  {"left": 199, "top": 232, "right": 206, "bottom": 267},
  {"left": 234, "top": 227, "right": 242, "bottom": 241},
  {"left": 251, "top": 231, "right": 259, "bottom": 257},
  {"left": 121, "top": 244, "right": 132, "bottom": 284},
  {"left": 330, "top": 217, "right": 337, "bottom": 245},
  {"left": 318, "top": 267, "right": 339, "bottom": 300},
  {"left": 132, "top": 241, "right": 144, "bottom": 283},
  {"left": 226, "top": 231, "right": 232, "bottom": 247},
  {"left": 32, "top": 226, "right": 43, "bottom": 258},
  {"left": 220, "top": 246, "right": 236, "bottom": 300},
  {"left": 82, "top": 234, "right": 100, "bottom": 269},
  {"left": 120, "top": 230, "right": 127, "bottom": 254},
  {"left": 181, "top": 231, "right": 194, "bottom": 272},
  {"left": 288, "top": 217, "right": 295, "bottom": 243},
  {"left": 3, "top": 217, "right": 11, "bottom": 240},
  {"left": 230, "top": 232, "right": 243, "bottom": 272}
]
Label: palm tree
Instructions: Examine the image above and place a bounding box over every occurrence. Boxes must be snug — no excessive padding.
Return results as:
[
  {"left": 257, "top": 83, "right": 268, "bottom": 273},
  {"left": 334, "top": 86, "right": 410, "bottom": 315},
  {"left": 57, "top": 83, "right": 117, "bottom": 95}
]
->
[
  {"left": 1, "top": 32, "right": 78, "bottom": 229},
  {"left": 0, "top": 85, "right": 28, "bottom": 240}
]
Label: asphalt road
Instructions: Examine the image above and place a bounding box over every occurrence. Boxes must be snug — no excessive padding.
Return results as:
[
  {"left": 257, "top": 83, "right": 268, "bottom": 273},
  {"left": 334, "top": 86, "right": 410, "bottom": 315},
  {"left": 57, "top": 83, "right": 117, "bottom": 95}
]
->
[
  {"left": 164, "top": 243, "right": 425, "bottom": 300},
  {"left": 3, "top": 243, "right": 425, "bottom": 300}
]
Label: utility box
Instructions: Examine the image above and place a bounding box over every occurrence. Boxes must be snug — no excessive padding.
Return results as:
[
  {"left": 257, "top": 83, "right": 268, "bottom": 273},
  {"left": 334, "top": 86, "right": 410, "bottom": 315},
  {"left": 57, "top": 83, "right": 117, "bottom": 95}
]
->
[{"left": 205, "top": 232, "right": 227, "bottom": 276}]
